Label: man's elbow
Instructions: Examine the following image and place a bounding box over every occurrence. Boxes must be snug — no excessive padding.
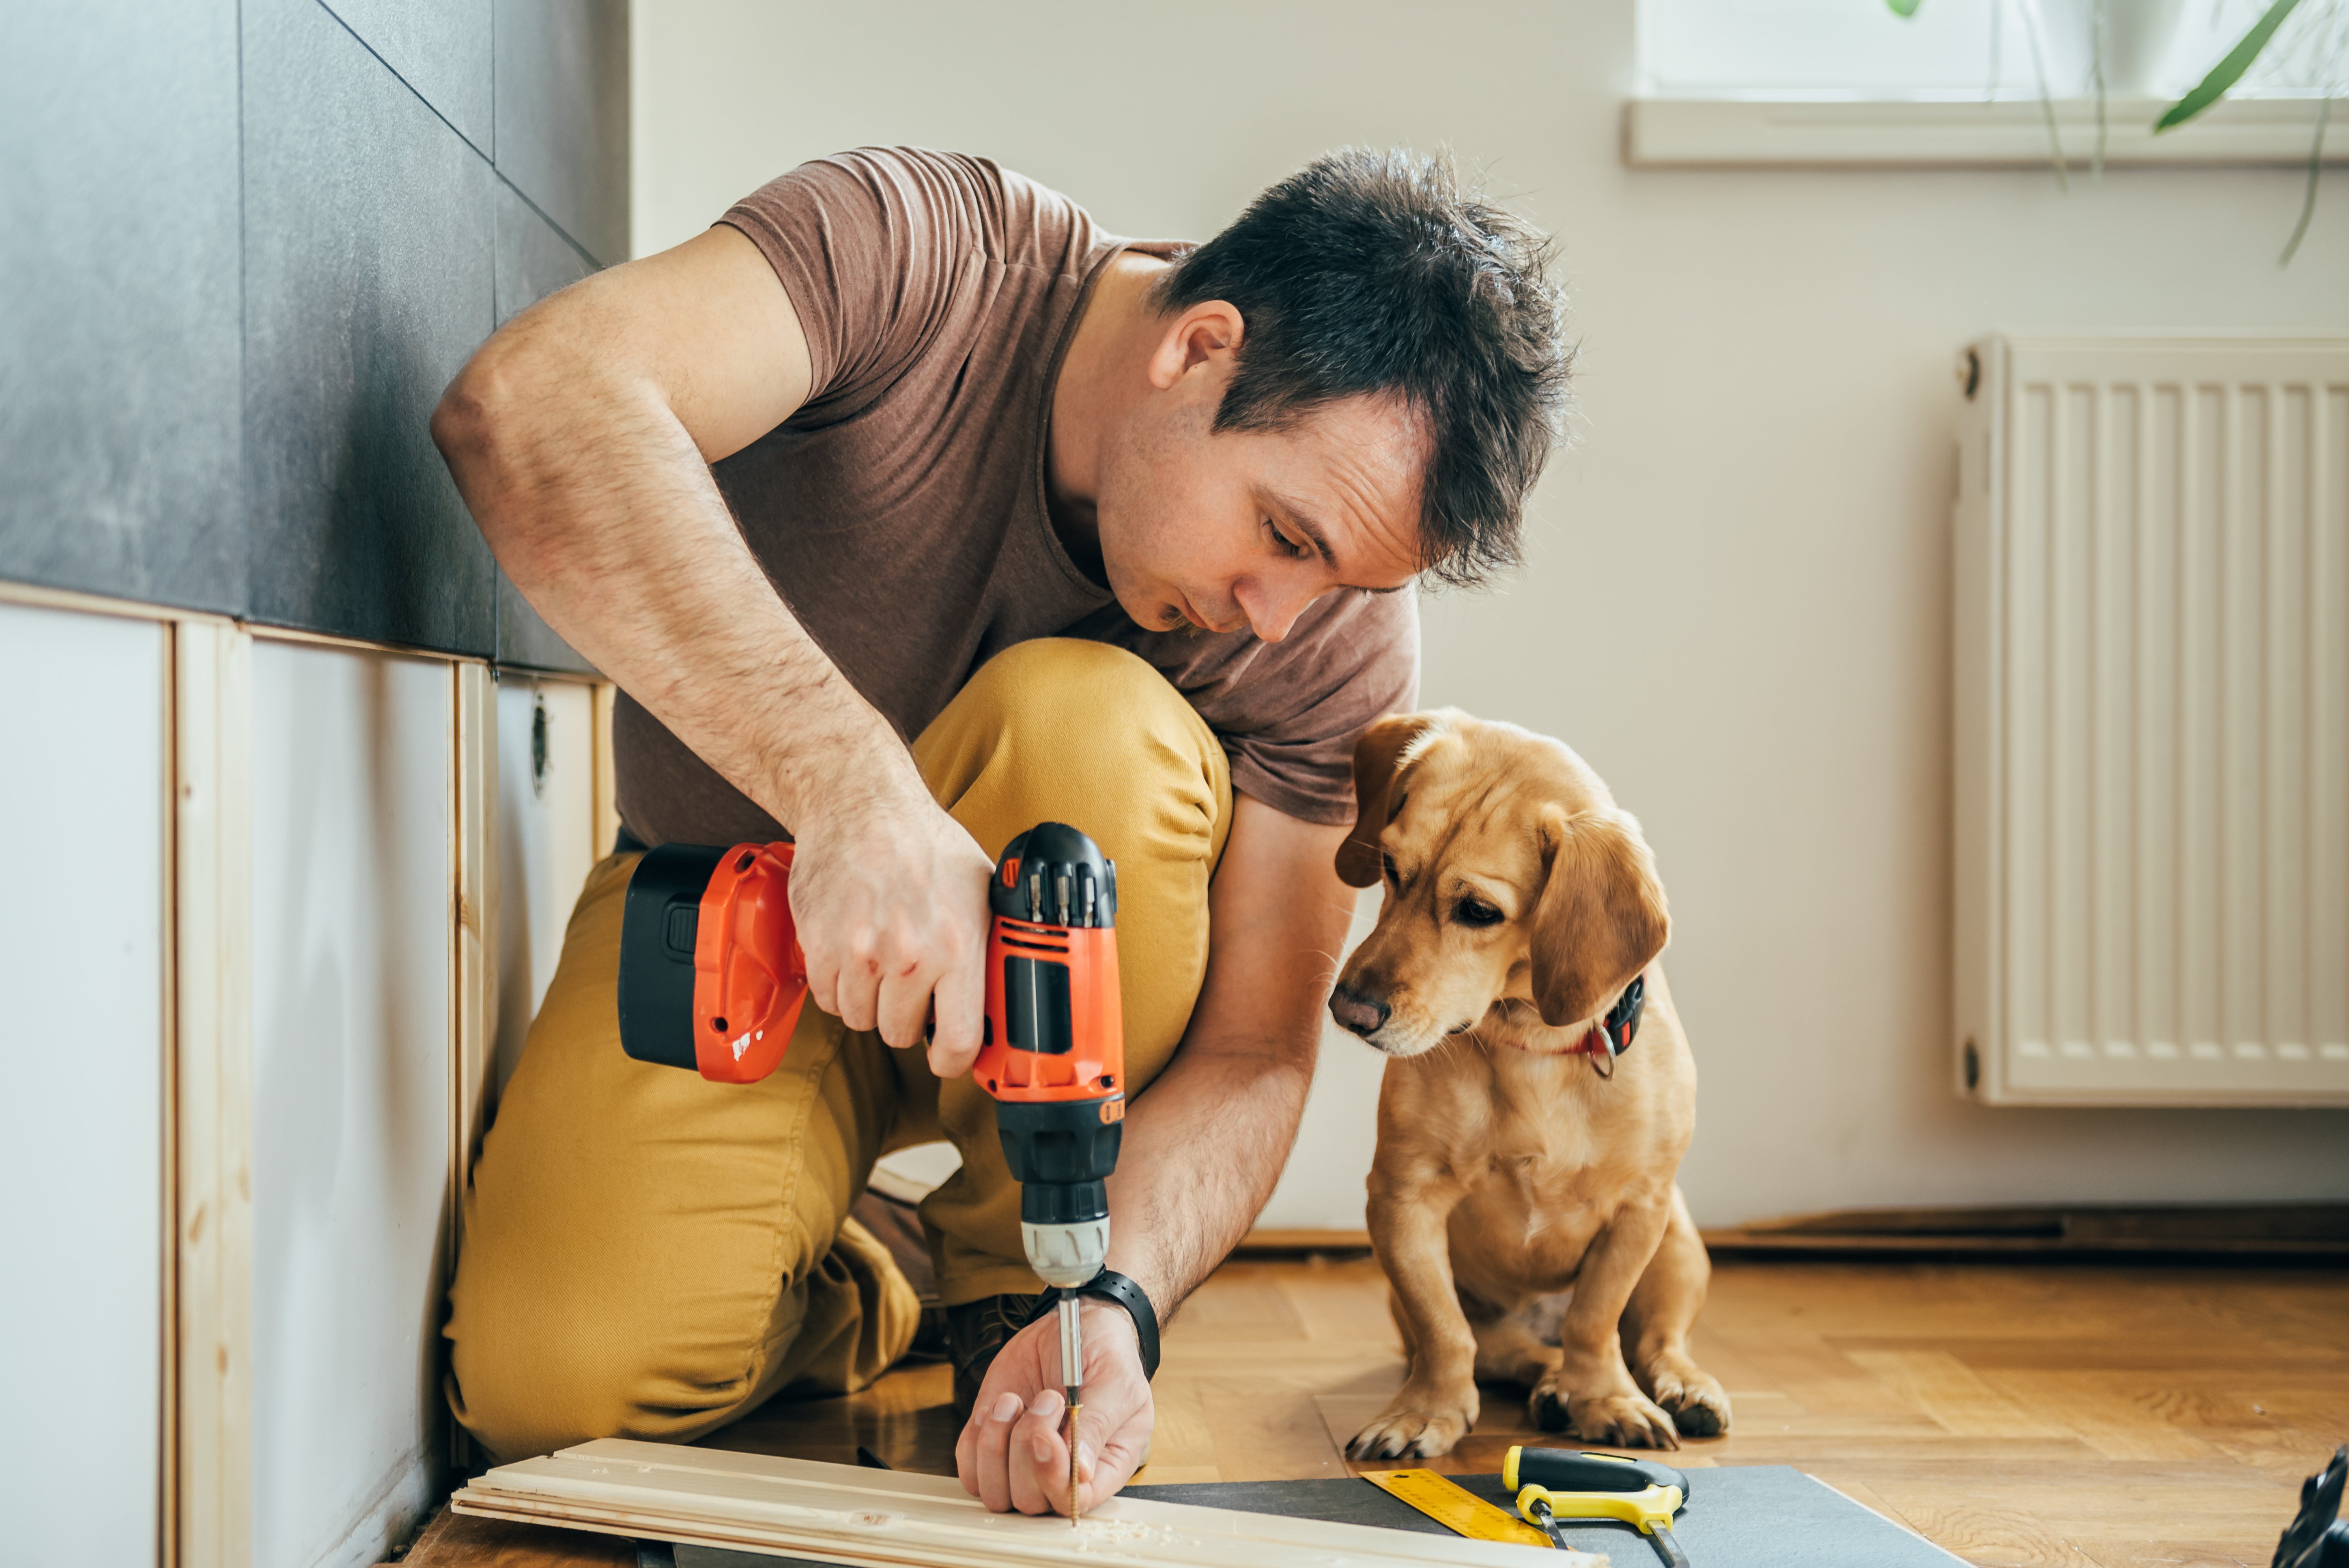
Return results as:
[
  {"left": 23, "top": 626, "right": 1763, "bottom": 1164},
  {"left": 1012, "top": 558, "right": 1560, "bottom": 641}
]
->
[{"left": 430, "top": 348, "right": 517, "bottom": 479}]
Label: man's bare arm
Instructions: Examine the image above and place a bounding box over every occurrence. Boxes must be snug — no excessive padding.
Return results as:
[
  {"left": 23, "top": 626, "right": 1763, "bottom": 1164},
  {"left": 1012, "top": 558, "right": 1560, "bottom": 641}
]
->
[
  {"left": 1102, "top": 793, "right": 1357, "bottom": 1313},
  {"left": 431, "top": 226, "right": 991, "bottom": 1067}
]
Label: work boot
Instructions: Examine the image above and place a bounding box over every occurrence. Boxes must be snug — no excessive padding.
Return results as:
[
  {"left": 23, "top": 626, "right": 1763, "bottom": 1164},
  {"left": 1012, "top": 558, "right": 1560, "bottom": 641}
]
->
[
  {"left": 946, "top": 1292, "right": 1045, "bottom": 1418},
  {"left": 846, "top": 1187, "right": 948, "bottom": 1363}
]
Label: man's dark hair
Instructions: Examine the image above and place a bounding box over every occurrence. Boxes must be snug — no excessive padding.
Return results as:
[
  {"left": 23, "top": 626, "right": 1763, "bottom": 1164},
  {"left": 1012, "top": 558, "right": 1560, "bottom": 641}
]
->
[{"left": 1152, "top": 147, "right": 1571, "bottom": 589}]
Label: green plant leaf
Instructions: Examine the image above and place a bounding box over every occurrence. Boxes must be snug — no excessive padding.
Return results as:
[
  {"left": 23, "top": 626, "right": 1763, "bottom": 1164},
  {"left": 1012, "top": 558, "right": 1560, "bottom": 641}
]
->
[
  {"left": 1884, "top": 0, "right": 1921, "bottom": 15},
  {"left": 2155, "top": 0, "right": 2303, "bottom": 131}
]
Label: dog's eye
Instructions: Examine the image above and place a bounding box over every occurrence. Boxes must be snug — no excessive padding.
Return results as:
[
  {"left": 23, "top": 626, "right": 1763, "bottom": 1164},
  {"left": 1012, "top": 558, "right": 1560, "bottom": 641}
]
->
[
  {"left": 1454, "top": 897, "right": 1505, "bottom": 927},
  {"left": 1381, "top": 852, "right": 1399, "bottom": 885}
]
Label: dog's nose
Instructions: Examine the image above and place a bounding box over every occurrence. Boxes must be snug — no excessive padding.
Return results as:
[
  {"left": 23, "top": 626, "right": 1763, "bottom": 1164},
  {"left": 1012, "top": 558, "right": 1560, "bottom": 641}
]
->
[{"left": 1328, "top": 985, "right": 1391, "bottom": 1038}]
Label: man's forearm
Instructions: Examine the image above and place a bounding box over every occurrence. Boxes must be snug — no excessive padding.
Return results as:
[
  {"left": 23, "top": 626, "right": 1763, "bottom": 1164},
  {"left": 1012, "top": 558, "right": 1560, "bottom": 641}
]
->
[
  {"left": 434, "top": 232, "right": 1000, "bottom": 1060},
  {"left": 1097, "top": 796, "right": 1357, "bottom": 1321},
  {"left": 435, "top": 340, "right": 903, "bottom": 833}
]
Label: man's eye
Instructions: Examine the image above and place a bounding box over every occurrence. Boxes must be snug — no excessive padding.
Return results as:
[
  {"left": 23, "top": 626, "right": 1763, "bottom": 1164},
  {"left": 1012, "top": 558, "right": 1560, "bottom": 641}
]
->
[
  {"left": 1454, "top": 897, "right": 1504, "bottom": 927},
  {"left": 1266, "top": 519, "right": 1311, "bottom": 559}
]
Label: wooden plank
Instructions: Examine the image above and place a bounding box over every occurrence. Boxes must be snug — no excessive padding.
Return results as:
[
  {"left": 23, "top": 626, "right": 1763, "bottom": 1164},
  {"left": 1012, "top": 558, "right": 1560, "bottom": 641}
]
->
[
  {"left": 0, "top": 576, "right": 207, "bottom": 623},
  {"left": 159, "top": 613, "right": 179, "bottom": 1568},
  {"left": 452, "top": 661, "right": 496, "bottom": 1243},
  {"left": 589, "top": 680, "right": 618, "bottom": 858},
  {"left": 452, "top": 660, "right": 495, "bottom": 1475},
  {"left": 173, "top": 619, "right": 253, "bottom": 1568},
  {"left": 454, "top": 1439, "right": 1589, "bottom": 1566}
]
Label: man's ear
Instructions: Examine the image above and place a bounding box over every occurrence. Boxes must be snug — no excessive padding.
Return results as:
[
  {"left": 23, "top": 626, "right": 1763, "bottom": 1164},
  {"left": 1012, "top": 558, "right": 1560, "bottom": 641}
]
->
[
  {"left": 1335, "top": 712, "right": 1440, "bottom": 888},
  {"left": 1147, "top": 298, "right": 1245, "bottom": 390},
  {"left": 1528, "top": 804, "right": 1670, "bottom": 1028}
]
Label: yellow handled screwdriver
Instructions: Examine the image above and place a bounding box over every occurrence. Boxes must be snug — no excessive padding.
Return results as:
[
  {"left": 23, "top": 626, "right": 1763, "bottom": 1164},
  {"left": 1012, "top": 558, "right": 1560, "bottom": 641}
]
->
[{"left": 1516, "top": 1480, "right": 1689, "bottom": 1566}]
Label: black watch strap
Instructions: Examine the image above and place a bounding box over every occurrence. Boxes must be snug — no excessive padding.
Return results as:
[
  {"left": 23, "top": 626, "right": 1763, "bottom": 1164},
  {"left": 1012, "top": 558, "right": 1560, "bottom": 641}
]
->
[
  {"left": 1024, "top": 1271, "right": 1161, "bottom": 1381},
  {"left": 1077, "top": 1270, "right": 1160, "bottom": 1381}
]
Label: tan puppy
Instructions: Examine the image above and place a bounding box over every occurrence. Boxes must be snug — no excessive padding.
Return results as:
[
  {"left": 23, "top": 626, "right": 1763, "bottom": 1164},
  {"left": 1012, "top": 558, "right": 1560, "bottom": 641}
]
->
[{"left": 1328, "top": 710, "right": 1730, "bottom": 1458}]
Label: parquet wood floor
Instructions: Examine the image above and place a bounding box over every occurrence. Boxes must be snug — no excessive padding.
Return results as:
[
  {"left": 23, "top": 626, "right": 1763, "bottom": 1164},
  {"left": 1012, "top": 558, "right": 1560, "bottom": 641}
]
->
[{"left": 393, "top": 1256, "right": 2349, "bottom": 1568}]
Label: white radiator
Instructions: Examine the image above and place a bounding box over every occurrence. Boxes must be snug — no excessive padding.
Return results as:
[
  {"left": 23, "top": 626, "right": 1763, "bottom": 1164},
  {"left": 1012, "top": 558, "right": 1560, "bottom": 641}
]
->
[{"left": 1954, "top": 336, "right": 2349, "bottom": 1106}]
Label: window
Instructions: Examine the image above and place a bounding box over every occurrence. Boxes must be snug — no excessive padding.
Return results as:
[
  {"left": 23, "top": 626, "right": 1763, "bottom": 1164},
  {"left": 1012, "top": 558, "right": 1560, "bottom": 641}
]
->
[{"left": 1636, "top": 0, "right": 2345, "bottom": 102}]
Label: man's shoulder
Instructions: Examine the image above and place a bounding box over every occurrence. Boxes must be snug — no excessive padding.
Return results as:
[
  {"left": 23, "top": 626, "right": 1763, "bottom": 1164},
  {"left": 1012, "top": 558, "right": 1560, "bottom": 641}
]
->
[{"left": 737, "top": 146, "right": 1100, "bottom": 278}]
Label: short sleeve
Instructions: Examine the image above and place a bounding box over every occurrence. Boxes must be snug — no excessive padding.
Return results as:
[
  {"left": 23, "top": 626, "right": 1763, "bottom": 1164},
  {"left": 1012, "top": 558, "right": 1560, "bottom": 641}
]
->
[{"left": 719, "top": 148, "right": 1002, "bottom": 411}]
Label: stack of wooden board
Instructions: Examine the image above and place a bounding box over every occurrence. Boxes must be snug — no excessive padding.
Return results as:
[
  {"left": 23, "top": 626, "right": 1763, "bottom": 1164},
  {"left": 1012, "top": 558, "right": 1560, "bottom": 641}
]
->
[{"left": 452, "top": 1439, "right": 1599, "bottom": 1567}]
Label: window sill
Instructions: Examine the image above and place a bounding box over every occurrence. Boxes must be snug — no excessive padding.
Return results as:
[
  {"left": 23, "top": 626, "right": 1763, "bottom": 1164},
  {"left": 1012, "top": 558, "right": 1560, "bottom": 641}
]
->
[{"left": 1624, "top": 94, "right": 2347, "bottom": 168}]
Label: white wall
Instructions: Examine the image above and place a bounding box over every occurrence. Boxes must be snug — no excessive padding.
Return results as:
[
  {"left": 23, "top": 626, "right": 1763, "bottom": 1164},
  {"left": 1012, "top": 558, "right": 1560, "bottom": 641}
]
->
[
  {"left": 632, "top": 0, "right": 2349, "bottom": 1227},
  {"left": 0, "top": 602, "right": 166, "bottom": 1566},
  {"left": 493, "top": 675, "right": 600, "bottom": 1094},
  {"left": 249, "top": 642, "right": 451, "bottom": 1568}
]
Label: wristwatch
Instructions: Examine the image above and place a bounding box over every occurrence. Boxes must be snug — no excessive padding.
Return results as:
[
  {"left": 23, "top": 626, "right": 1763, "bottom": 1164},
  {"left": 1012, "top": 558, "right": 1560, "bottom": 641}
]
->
[{"left": 1026, "top": 1270, "right": 1161, "bottom": 1381}]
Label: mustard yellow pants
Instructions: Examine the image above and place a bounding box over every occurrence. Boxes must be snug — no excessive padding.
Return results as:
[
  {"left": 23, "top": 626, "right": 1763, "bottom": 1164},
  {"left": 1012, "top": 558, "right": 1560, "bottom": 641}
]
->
[{"left": 445, "top": 641, "right": 1233, "bottom": 1460}]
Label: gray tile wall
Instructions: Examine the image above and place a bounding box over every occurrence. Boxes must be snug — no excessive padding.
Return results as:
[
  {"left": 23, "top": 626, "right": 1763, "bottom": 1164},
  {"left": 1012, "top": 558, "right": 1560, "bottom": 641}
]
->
[
  {"left": 495, "top": 0, "right": 632, "bottom": 268},
  {"left": 0, "top": 0, "right": 621, "bottom": 671},
  {"left": 0, "top": 0, "right": 244, "bottom": 613}
]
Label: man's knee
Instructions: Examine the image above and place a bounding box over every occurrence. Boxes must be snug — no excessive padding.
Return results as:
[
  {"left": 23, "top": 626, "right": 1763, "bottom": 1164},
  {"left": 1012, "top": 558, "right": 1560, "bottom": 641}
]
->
[
  {"left": 450, "top": 1256, "right": 803, "bottom": 1460},
  {"left": 932, "top": 639, "right": 1227, "bottom": 836},
  {"left": 964, "top": 639, "right": 1199, "bottom": 749}
]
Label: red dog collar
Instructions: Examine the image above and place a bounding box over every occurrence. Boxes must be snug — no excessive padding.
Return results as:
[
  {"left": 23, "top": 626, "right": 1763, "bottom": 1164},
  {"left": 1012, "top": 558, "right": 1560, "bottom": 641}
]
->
[{"left": 1569, "top": 974, "right": 1647, "bottom": 1060}]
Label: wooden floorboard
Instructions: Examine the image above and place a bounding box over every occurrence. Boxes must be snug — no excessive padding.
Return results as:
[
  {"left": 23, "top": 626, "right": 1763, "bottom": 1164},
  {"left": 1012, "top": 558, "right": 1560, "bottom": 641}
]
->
[{"left": 391, "top": 1256, "right": 2349, "bottom": 1568}]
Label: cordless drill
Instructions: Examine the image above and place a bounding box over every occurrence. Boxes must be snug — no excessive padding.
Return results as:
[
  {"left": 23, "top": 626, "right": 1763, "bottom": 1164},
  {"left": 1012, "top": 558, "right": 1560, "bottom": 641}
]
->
[{"left": 613, "top": 822, "right": 1124, "bottom": 1518}]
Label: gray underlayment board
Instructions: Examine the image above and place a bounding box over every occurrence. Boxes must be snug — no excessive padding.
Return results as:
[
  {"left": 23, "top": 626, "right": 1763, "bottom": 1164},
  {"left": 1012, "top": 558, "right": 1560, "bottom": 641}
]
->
[
  {"left": 654, "top": 1467, "right": 1965, "bottom": 1568},
  {"left": 495, "top": 0, "right": 631, "bottom": 267},
  {"left": 0, "top": 0, "right": 245, "bottom": 612},
  {"left": 243, "top": 0, "right": 501, "bottom": 656},
  {"left": 318, "top": 0, "right": 494, "bottom": 156},
  {"left": 6, "top": 0, "right": 621, "bottom": 668}
]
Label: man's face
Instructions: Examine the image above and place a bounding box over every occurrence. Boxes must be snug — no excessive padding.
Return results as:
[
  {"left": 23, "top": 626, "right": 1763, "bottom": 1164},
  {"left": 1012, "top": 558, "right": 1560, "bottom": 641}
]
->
[{"left": 1093, "top": 380, "right": 1428, "bottom": 642}]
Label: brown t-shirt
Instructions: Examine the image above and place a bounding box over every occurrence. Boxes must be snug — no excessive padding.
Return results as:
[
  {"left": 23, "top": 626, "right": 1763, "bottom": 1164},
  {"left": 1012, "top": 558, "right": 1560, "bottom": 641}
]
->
[{"left": 613, "top": 147, "right": 1420, "bottom": 847}]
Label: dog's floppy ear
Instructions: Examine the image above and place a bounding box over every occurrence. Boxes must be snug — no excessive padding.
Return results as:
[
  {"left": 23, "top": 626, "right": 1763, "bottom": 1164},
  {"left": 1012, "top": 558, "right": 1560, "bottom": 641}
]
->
[
  {"left": 1528, "top": 805, "right": 1670, "bottom": 1028},
  {"left": 1335, "top": 713, "right": 1439, "bottom": 888}
]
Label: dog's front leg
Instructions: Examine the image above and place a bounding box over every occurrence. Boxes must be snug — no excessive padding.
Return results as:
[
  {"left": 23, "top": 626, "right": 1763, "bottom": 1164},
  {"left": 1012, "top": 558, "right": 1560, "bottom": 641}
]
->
[
  {"left": 1346, "top": 1179, "right": 1478, "bottom": 1460},
  {"left": 1537, "top": 1192, "right": 1682, "bottom": 1450}
]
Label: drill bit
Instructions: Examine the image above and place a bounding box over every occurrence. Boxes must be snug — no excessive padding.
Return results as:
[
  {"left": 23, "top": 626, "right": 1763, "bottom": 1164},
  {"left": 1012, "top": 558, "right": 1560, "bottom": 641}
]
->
[{"left": 1056, "top": 1292, "right": 1083, "bottom": 1525}]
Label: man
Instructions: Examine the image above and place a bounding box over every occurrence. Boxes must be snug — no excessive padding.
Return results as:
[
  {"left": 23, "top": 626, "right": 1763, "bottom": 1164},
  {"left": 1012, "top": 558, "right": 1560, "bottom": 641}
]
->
[{"left": 432, "top": 144, "right": 1567, "bottom": 1516}]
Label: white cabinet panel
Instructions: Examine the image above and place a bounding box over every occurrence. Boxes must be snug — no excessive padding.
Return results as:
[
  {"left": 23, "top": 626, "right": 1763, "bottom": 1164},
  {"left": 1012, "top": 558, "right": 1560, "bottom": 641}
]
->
[
  {"left": 493, "top": 675, "right": 597, "bottom": 1092},
  {"left": 249, "top": 641, "right": 451, "bottom": 1568},
  {"left": 0, "top": 602, "right": 166, "bottom": 1567}
]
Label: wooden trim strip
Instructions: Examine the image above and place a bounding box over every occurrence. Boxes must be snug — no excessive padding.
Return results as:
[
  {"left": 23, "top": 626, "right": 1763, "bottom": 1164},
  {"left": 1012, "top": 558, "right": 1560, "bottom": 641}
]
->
[
  {"left": 451, "top": 662, "right": 496, "bottom": 1254},
  {"left": 158, "top": 616, "right": 179, "bottom": 1568},
  {"left": 0, "top": 578, "right": 234, "bottom": 626},
  {"left": 173, "top": 621, "right": 253, "bottom": 1568},
  {"left": 591, "top": 681, "right": 620, "bottom": 856},
  {"left": 245, "top": 621, "right": 492, "bottom": 664}
]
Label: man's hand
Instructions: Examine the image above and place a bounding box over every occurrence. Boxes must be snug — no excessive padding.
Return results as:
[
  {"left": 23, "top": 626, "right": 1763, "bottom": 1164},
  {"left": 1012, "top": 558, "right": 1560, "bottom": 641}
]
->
[
  {"left": 789, "top": 765, "right": 994, "bottom": 1073},
  {"left": 955, "top": 1301, "right": 1153, "bottom": 1516}
]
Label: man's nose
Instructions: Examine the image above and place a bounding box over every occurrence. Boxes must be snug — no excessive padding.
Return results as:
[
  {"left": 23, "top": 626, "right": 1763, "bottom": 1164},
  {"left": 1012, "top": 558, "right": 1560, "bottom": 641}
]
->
[
  {"left": 1234, "top": 573, "right": 1315, "bottom": 643},
  {"left": 1328, "top": 984, "right": 1391, "bottom": 1038}
]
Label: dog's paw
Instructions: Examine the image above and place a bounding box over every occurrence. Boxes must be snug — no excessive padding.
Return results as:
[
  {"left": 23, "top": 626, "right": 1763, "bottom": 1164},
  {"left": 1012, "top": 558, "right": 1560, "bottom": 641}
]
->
[
  {"left": 1646, "top": 1359, "right": 1732, "bottom": 1439},
  {"left": 1345, "top": 1384, "right": 1479, "bottom": 1461},
  {"left": 1552, "top": 1385, "right": 1682, "bottom": 1450},
  {"left": 1527, "top": 1383, "right": 1572, "bottom": 1432}
]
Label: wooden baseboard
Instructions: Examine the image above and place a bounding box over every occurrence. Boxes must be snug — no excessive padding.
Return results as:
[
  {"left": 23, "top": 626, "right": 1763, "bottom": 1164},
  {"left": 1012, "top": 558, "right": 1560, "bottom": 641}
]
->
[
  {"left": 1234, "top": 1228, "right": 1372, "bottom": 1255},
  {"left": 1703, "top": 1203, "right": 2349, "bottom": 1260}
]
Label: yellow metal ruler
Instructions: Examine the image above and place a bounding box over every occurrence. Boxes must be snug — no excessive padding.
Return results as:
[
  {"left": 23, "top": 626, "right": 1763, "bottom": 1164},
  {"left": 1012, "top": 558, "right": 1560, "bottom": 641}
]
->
[{"left": 1359, "top": 1467, "right": 1553, "bottom": 1548}]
